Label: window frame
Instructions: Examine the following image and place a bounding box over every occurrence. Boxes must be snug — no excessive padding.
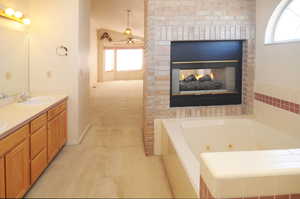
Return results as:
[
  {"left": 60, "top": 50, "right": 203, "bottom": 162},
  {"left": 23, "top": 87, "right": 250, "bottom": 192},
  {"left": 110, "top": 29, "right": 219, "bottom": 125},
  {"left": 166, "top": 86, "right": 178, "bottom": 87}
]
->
[
  {"left": 103, "top": 47, "right": 144, "bottom": 72},
  {"left": 265, "top": 0, "right": 300, "bottom": 45}
]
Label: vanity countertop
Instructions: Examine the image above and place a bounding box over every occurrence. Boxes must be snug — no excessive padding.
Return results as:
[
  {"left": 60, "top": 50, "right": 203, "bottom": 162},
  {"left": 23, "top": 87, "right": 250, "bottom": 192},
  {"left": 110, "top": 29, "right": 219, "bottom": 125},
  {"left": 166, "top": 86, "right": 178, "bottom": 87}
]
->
[{"left": 0, "top": 95, "right": 68, "bottom": 139}]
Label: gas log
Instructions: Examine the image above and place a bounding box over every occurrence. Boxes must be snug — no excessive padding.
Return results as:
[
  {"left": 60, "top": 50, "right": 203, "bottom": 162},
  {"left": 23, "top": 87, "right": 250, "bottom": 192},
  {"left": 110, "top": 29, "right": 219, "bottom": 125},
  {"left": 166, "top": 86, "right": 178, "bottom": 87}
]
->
[
  {"left": 180, "top": 74, "right": 223, "bottom": 91},
  {"left": 180, "top": 80, "right": 223, "bottom": 91}
]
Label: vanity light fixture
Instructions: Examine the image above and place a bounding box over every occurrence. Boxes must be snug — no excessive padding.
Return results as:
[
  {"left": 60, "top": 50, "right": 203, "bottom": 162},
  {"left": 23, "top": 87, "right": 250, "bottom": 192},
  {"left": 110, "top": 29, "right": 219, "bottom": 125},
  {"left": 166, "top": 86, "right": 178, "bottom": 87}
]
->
[
  {"left": 14, "top": 11, "right": 23, "bottom": 19},
  {"left": 0, "top": 7, "right": 30, "bottom": 25},
  {"left": 22, "top": 18, "right": 31, "bottom": 25},
  {"left": 4, "top": 8, "right": 14, "bottom": 16}
]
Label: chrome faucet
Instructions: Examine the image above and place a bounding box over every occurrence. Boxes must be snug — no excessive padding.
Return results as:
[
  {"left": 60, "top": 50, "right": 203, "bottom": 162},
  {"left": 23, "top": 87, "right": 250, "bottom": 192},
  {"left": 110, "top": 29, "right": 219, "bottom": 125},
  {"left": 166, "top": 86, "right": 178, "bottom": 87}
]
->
[
  {"left": 0, "top": 93, "right": 7, "bottom": 100},
  {"left": 17, "top": 92, "right": 30, "bottom": 103}
]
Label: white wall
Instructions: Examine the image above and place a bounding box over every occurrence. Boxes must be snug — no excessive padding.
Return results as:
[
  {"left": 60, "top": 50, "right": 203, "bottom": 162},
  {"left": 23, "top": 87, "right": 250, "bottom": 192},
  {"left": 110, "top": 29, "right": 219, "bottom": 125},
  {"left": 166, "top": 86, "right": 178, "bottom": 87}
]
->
[
  {"left": 0, "top": 0, "right": 29, "bottom": 12},
  {"left": 256, "top": 0, "right": 300, "bottom": 101},
  {"left": 89, "top": 18, "right": 98, "bottom": 87},
  {"left": 78, "top": 0, "right": 91, "bottom": 140},
  {"left": 29, "top": 0, "right": 90, "bottom": 144},
  {"left": 255, "top": 0, "right": 300, "bottom": 135}
]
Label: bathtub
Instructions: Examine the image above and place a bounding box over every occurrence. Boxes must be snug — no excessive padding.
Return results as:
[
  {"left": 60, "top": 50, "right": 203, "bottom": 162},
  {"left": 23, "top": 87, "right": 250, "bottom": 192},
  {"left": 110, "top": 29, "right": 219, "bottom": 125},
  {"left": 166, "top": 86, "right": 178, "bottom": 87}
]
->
[{"left": 160, "top": 116, "right": 300, "bottom": 198}]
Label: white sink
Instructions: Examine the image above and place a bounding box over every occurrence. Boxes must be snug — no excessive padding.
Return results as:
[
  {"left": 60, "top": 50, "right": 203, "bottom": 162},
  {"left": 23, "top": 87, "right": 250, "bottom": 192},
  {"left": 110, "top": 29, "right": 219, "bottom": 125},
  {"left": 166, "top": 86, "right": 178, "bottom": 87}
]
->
[
  {"left": 20, "top": 96, "right": 55, "bottom": 105},
  {"left": 0, "top": 121, "right": 8, "bottom": 132}
]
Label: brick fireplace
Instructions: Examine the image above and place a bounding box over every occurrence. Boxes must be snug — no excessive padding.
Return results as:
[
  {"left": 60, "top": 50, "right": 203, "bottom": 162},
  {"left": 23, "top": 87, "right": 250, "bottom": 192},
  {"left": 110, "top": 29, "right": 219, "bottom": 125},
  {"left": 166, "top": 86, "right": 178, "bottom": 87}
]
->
[{"left": 143, "top": 0, "right": 256, "bottom": 155}]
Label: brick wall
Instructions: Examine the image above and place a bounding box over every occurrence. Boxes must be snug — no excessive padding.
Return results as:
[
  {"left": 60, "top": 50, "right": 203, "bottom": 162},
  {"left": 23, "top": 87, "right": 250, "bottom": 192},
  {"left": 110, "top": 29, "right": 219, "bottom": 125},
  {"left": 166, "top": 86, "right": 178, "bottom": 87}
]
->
[{"left": 143, "top": 0, "right": 256, "bottom": 155}]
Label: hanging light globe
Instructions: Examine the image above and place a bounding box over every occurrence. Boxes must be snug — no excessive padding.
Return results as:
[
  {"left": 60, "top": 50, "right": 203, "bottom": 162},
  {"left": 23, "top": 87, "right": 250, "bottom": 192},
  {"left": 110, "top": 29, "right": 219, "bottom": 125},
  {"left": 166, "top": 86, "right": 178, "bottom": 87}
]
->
[{"left": 124, "top": 27, "right": 132, "bottom": 36}]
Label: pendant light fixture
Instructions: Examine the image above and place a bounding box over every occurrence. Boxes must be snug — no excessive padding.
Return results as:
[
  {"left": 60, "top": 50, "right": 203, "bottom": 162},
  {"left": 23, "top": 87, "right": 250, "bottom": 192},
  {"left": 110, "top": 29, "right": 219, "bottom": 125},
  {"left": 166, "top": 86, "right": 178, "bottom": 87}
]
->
[{"left": 123, "top": 9, "right": 133, "bottom": 36}]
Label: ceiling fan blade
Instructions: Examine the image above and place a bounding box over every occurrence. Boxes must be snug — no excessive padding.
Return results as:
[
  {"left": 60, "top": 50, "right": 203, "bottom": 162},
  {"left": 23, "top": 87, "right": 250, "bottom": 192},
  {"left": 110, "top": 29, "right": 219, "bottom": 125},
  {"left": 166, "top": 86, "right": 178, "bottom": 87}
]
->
[
  {"left": 109, "top": 36, "right": 144, "bottom": 45},
  {"left": 132, "top": 38, "right": 144, "bottom": 41},
  {"left": 113, "top": 40, "right": 128, "bottom": 42}
]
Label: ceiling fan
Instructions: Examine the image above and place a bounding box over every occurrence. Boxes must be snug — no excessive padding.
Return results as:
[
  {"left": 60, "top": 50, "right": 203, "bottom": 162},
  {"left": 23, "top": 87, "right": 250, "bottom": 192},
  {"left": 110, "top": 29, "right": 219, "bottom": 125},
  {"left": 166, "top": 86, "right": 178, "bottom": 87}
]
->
[{"left": 114, "top": 9, "right": 144, "bottom": 45}]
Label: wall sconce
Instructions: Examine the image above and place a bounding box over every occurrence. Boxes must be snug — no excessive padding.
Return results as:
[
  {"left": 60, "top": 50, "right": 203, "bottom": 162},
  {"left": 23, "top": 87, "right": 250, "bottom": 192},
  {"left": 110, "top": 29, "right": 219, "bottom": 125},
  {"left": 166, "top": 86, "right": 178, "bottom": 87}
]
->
[{"left": 0, "top": 6, "right": 31, "bottom": 25}]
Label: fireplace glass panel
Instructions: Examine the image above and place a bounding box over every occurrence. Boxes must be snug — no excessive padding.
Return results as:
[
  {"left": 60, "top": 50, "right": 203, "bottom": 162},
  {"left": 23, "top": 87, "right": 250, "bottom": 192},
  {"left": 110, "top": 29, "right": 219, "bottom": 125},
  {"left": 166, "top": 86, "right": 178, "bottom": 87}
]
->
[{"left": 172, "top": 66, "right": 237, "bottom": 95}]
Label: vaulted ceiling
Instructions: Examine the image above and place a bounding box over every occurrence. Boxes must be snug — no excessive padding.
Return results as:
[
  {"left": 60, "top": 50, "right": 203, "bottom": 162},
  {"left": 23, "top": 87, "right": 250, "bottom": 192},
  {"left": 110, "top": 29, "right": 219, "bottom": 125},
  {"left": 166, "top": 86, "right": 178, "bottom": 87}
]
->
[{"left": 90, "top": 0, "right": 144, "bottom": 37}]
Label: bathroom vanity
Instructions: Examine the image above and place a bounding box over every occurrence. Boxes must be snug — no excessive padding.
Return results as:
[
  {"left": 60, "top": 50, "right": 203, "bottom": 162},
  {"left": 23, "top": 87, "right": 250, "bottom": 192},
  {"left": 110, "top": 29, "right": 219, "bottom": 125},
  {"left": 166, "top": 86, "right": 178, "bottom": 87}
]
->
[
  {"left": 0, "top": 96, "right": 67, "bottom": 198},
  {"left": 0, "top": 6, "right": 69, "bottom": 198}
]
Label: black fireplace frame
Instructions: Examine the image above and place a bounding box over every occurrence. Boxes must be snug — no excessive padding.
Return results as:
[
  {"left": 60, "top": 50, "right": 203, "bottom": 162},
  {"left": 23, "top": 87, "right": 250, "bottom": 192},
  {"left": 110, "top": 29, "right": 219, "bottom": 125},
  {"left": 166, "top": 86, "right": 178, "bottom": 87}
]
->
[{"left": 170, "top": 40, "right": 244, "bottom": 107}]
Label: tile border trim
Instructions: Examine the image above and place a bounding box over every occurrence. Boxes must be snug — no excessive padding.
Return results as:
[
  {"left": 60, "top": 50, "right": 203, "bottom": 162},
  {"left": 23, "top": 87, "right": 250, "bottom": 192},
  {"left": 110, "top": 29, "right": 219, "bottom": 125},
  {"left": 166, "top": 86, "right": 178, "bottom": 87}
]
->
[{"left": 255, "top": 92, "right": 300, "bottom": 115}]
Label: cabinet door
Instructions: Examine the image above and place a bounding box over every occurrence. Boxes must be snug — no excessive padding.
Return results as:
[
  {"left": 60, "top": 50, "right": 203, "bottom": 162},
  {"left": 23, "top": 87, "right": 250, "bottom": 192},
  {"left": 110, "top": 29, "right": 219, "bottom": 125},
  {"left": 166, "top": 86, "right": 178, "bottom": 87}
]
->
[
  {"left": 6, "top": 139, "right": 30, "bottom": 198},
  {"left": 0, "top": 157, "right": 5, "bottom": 198},
  {"left": 59, "top": 111, "right": 67, "bottom": 148},
  {"left": 47, "top": 116, "right": 60, "bottom": 162}
]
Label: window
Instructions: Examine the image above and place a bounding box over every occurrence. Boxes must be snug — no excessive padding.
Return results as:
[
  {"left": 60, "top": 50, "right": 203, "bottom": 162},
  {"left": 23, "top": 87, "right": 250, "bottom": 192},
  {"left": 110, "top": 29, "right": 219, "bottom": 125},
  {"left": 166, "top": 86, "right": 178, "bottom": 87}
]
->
[
  {"left": 104, "top": 48, "right": 143, "bottom": 71},
  {"left": 116, "top": 49, "right": 143, "bottom": 71},
  {"left": 265, "top": 0, "right": 300, "bottom": 44},
  {"left": 104, "top": 49, "right": 114, "bottom": 71}
]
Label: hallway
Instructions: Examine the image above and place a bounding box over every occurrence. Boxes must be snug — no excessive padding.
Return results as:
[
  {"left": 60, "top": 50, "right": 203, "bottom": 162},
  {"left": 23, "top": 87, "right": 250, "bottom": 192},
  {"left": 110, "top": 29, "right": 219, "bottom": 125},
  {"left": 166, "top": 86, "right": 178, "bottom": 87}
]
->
[{"left": 26, "top": 80, "right": 172, "bottom": 198}]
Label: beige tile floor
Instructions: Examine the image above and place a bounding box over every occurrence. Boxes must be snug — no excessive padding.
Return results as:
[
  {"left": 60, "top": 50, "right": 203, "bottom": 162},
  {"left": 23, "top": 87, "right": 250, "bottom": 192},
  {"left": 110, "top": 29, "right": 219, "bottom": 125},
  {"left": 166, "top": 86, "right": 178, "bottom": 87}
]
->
[{"left": 26, "top": 80, "right": 173, "bottom": 198}]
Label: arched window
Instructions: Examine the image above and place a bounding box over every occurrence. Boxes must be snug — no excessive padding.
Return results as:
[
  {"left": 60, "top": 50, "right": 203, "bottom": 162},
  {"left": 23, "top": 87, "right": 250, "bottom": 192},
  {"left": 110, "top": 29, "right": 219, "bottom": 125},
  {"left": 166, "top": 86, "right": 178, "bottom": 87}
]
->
[{"left": 265, "top": 0, "right": 300, "bottom": 44}]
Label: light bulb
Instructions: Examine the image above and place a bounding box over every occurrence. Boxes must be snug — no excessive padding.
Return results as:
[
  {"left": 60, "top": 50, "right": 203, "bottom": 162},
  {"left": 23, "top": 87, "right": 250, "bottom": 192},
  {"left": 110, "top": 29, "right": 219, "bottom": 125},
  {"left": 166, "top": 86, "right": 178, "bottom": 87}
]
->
[
  {"left": 22, "top": 18, "right": 31, "bottom": 25},
  {"left": 124, "top": 28, "right": 132, "bottom": 35},
  {"left": 14, "top": 11, "right": 23, "bottom": 18},
  {"left": 5, "top": 8, "right": 15, "bottom": 16}
]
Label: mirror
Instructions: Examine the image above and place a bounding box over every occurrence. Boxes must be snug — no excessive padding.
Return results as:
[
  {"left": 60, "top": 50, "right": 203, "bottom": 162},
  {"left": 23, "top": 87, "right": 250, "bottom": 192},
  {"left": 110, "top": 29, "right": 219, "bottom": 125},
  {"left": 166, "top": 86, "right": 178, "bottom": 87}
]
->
[{"left": 0, "top": 24, "right": 29, "bottom": 97}]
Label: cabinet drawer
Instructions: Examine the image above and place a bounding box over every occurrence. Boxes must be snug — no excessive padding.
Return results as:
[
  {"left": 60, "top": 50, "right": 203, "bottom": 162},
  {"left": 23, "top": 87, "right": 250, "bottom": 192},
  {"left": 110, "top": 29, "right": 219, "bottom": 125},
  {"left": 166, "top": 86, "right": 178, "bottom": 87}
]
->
[
  {"left": 31, "top": 126, "right": 47, "bottom": 159},
  {"left": 31, "top": 113, "right": 47, "bottom": 133},
  {"left": 31, "top": 148, "right": 47, "bottom": 184},
  {"left": 0, "top": 125, "right": 29, "bottom": 157},
  {"left": 48, "top": 101, "right": 67, "bottom": 121}
]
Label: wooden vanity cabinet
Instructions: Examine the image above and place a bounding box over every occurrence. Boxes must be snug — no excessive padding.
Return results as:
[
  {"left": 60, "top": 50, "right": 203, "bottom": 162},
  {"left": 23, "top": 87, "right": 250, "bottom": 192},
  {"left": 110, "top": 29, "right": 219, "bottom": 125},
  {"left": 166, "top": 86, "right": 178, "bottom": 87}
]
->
[
  {"left": 0, "top": 99, "right": 68, "bottom": 198},
  {"left": 47, "top": 102, "right": 67, "bottom": 163}
]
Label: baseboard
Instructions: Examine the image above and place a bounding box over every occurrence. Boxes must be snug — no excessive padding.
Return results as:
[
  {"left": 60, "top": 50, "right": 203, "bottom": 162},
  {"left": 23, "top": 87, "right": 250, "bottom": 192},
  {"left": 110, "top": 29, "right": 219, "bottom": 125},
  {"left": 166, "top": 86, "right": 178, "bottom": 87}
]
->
[{"left": 78, "top": 123, "right": 92, "bottom": 144}]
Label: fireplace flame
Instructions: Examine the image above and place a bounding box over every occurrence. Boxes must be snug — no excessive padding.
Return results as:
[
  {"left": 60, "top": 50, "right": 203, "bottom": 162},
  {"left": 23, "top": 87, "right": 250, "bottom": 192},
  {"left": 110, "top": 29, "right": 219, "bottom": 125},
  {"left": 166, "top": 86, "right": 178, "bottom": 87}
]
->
[
  {"left": 180, "top": 74, "right": 185, "bottom": 81},
  {"left": 195, "top": 74, "right": 204, "bottom": 80},
  {"left": 180, "top": 72, "right": 214, "bottom": 81}
]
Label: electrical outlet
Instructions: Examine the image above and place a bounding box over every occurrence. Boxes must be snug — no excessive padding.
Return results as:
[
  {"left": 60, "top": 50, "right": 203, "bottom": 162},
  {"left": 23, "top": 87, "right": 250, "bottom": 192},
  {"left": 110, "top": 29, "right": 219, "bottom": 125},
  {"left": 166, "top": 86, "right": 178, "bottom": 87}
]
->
[{"left": 46, "top": 71, "right": 52, "bottom": 78}]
